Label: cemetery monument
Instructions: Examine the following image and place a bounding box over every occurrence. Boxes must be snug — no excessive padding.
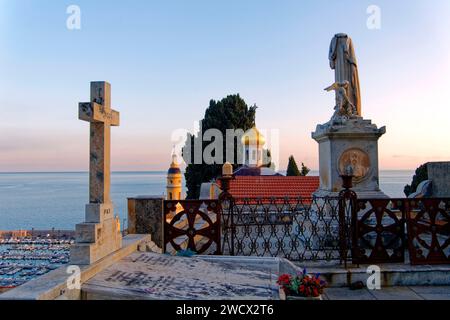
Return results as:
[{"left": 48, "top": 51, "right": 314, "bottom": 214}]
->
[
  {"left": 70, "top": 81, "right": 123, "bottom": 265},
  {"left": 312, "top": 33, "right": 387, "bottom": 198}
]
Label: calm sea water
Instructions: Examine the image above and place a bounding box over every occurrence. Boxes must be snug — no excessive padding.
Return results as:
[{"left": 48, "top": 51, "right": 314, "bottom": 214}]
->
[{"left": 0, "top": 170, "right": 413, "bottom": 230}]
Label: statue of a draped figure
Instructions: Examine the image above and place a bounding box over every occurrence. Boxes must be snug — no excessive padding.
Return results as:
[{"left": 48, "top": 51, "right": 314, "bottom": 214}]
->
[{"left": 328, "top": 33, "right": 362, "bottom": 117}]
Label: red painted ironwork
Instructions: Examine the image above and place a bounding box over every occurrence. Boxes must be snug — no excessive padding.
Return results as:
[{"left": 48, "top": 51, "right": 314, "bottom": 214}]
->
[
  {"left": 352, "top": 199, "right": 406, "bottom": 264},
  {"left": 406, "top": 198, "right": 450, "bottom": 265},
  {"left": 218, "top": 176, "right": 235, "bottom": 256},
  {"left": 338, "top": 175, "right": 357, "bottom": 268},
  {"left": 163, "top": 200, "right": 221, "bottom": 255},
  {"left": 214, "top": 171, "right": 450, "bottom": 266}
]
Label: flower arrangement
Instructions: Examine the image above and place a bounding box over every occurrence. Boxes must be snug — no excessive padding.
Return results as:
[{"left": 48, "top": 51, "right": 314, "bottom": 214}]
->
[{"left": 277, "top": 269, "right": 326, "bottom": 299}]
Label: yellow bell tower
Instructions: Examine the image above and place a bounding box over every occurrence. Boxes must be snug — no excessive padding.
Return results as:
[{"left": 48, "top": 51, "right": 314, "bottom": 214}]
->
[{"left": 166, "top": 152, "right": 183, "bottom": 200}]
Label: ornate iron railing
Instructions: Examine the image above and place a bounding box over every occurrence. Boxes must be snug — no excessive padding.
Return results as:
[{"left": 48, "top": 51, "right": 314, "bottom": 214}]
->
[
  {"left": 351, "top": 198, "right": 450, "bottom": 265},
  {"left": 220, "top": 195, "right": 450, "bottom": 265},
  {"left": 163, "top": 200, "right": 221, "bottom": 255},
  {"left": 407, "top": 198, "right": 450, "bottom": 265},
  {"left": 161, "top": 192, "right": 449, "bottom": 266},
  {"left": 221, "top": 196, "right": 353, "bottom": 262},
  {"left": 351, "top": 198, "right": 406, "bottom": 264}
]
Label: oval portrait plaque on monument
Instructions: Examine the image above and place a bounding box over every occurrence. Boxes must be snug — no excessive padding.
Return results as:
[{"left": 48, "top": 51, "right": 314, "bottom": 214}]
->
[{"left": 338, "top": 148, "right": 371, "bottom": 182}]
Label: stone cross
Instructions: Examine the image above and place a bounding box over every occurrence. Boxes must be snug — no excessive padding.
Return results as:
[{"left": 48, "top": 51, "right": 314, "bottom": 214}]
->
[
  {"left": 72, "top": 81, "right": 122, "bottom": 265},
  {"left": 79, "top": 82, "right": 120, "bottom": 204}
]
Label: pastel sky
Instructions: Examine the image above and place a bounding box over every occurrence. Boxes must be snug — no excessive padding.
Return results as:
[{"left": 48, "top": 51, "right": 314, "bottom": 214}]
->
[{"left": 1, "top": 0, "right": 449, "bottom": 172}]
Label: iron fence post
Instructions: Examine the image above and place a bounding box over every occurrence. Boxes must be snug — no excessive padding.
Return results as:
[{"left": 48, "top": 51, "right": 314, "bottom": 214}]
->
[
  {"left": 218, "top": 167, "right": 235, "bottom": 256},
  {"left": 338, "top": 174, "right": 357, "bottom": 268}
]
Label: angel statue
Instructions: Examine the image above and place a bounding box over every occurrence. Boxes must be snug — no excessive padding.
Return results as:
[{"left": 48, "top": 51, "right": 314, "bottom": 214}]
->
[
  {"left": 324, "top": 81, "right": 357, "bottom": 119},
  {"left": 328, "top": 33, "right": 362, "bottom": 116}
]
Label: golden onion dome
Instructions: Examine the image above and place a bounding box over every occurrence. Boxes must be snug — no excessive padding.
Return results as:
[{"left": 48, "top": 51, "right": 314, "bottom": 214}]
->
[{"left": 241, "top": 126, "right": 266, "bottom": 146}]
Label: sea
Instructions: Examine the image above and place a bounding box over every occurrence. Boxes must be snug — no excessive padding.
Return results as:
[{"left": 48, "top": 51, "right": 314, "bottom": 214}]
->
[{"left": 0, "top": 170, "right": 414, "bottom": 231}]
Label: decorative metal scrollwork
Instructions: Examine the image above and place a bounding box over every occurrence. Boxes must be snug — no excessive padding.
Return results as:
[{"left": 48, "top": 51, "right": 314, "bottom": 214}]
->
[{"left": 164, "top": 200, "right": 221, "bottom": 255}]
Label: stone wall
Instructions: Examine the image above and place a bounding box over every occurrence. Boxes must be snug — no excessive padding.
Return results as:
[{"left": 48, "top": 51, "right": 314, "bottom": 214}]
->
[
  {"left": 127, "top": 196, "right": 164, "bottom": 248},
  {"left": 427, "top": 162, "right": 450, "bottom": 197}
]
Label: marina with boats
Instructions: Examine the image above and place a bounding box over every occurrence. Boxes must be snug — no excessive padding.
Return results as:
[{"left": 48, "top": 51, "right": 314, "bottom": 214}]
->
[{"left": 0, "top": 237, "right": 73, "bottom": 291}]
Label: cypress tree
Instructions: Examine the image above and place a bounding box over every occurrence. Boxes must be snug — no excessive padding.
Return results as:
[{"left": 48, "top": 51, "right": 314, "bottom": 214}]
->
[{"left": 286, "top": 156, "right": 301, "bottom": 176}]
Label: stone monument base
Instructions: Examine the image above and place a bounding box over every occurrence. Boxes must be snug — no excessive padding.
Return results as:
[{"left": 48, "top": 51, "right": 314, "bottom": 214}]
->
[
  {"left": 71, "top": 203, "right": 122, "bottom": 265},
  {"left": 312, "top": 116, "right": 387, "bottom": 198}
]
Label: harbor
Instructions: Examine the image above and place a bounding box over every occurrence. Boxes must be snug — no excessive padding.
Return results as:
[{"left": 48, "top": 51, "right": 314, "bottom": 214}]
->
[{"left": 0, "top": 236, "right": 73, "bottom": 292}]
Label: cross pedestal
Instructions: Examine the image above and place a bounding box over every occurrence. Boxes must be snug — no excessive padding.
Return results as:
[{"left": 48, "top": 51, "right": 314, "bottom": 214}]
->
[{"left": 70, "top": 81, "right": 122, "bottom": 265}]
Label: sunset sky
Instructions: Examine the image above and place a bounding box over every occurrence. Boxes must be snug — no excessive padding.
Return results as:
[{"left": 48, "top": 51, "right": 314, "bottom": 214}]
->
[{"left": 1, "top": 0, "right": 449, "bottom": 172}]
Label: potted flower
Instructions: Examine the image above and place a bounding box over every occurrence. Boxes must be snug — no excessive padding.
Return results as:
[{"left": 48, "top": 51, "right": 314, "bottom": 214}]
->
[{"left": 277, "top": 269, "right": 326, "bottom": 300}]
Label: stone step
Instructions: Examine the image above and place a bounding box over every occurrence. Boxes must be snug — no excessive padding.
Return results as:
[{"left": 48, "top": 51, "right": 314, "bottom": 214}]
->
[
  {"left": 137, "top": 235, "right": 162, "bottom": 254},
  {"left": 296, "top": 262, "right": 450, "bottom": 287}
]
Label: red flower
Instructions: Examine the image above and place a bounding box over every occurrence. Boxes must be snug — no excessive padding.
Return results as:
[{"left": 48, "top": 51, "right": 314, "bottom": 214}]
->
[
  {"left": 277, "top": 274, "right": 292, "bottom": 286},
  {"left": 313, "top": 288, "right": 319, "bottom": 297},
  {"left": 278, "top": 272, "right": 327, "bottom": 297},
  {"left": 305, "top": 287, "right": 311, "bottom": 297}
]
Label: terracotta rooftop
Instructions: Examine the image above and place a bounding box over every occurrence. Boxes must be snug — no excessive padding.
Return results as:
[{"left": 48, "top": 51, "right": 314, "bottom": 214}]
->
[{"left": 225, "top": 176, "right": 320, "bottom": 199}]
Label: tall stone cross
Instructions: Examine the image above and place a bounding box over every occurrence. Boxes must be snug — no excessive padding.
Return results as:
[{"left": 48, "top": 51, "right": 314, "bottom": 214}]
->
[
  {"left": 71, "top": 81, "right": 122, "bottom": 265},
  {"left": 79, "top": 82, "right": 120, "bottom": 204}
]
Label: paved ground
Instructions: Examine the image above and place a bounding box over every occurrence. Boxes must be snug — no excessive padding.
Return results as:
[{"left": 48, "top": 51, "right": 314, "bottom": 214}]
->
[{"left": 323, "top": 286, "right": 450, "bottom": 300}]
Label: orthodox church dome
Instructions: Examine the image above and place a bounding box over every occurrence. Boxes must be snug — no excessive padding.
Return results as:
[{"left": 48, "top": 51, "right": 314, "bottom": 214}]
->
[{"left": 241, "top": 126, "right": 266, "bottom": 146}]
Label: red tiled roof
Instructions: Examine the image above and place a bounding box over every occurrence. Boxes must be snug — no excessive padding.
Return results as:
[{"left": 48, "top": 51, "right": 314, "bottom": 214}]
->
[{"left": 225, "top": 176, "right": 320, "bottom": 199}]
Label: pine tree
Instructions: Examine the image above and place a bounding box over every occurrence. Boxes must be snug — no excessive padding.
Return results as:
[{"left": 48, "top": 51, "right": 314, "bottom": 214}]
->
[
  {"left": 286, "top": 156, "right": 301, "bottom": 176},
  {"left": 182, "top": 94, "right": 257, "bottom": 199},
  {"left": 300, "top": 162, "right": 311, "bottom": 176}
]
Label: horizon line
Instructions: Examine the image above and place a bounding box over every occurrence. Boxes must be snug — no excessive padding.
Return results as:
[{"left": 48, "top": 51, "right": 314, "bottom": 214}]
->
[{"left": 0, "top": 169, "right": 415, "bottom": 174}]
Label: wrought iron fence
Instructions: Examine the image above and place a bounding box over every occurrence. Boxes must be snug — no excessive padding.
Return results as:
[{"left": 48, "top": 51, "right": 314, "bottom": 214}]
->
[
  {"left": 406, "top": 198, "right": 450, "bottom": 265},
  {"left": 163, "top": 200, "right": 222, "bottom": 255},
  {"left": 351, "top": 198, "right": 406, "bottom": 264},
  {"left": 220, "top": 195, "right": 450, "bottom": 265},
  {"left": 161, "top": 194, "right": 449, "bottom": 266},
  {"left": 221, "top": 196, "right": 353, "bottom": 263},
  {"left": 351, "top": 197, "right": 450, "bottom": 265}
]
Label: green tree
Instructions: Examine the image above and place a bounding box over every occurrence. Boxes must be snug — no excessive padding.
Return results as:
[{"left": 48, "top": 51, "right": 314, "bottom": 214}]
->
[
  {"left": 262, "top": 149, "right": 272, "bottom": 169},
  {"left": 182, "top": 94, "right": 257, "bottom": 199},
  {"left": 300, "top": 162, "right": 311, "bottom": 176},
  {"left": 404, "top": 163, "right": 428, "bottom": 196},
  {"left": 286, "top": 156, "right": 301, "bottom": 176},
  {"left": 286, "top": 156, "right": 310, "bottom": 176}
]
